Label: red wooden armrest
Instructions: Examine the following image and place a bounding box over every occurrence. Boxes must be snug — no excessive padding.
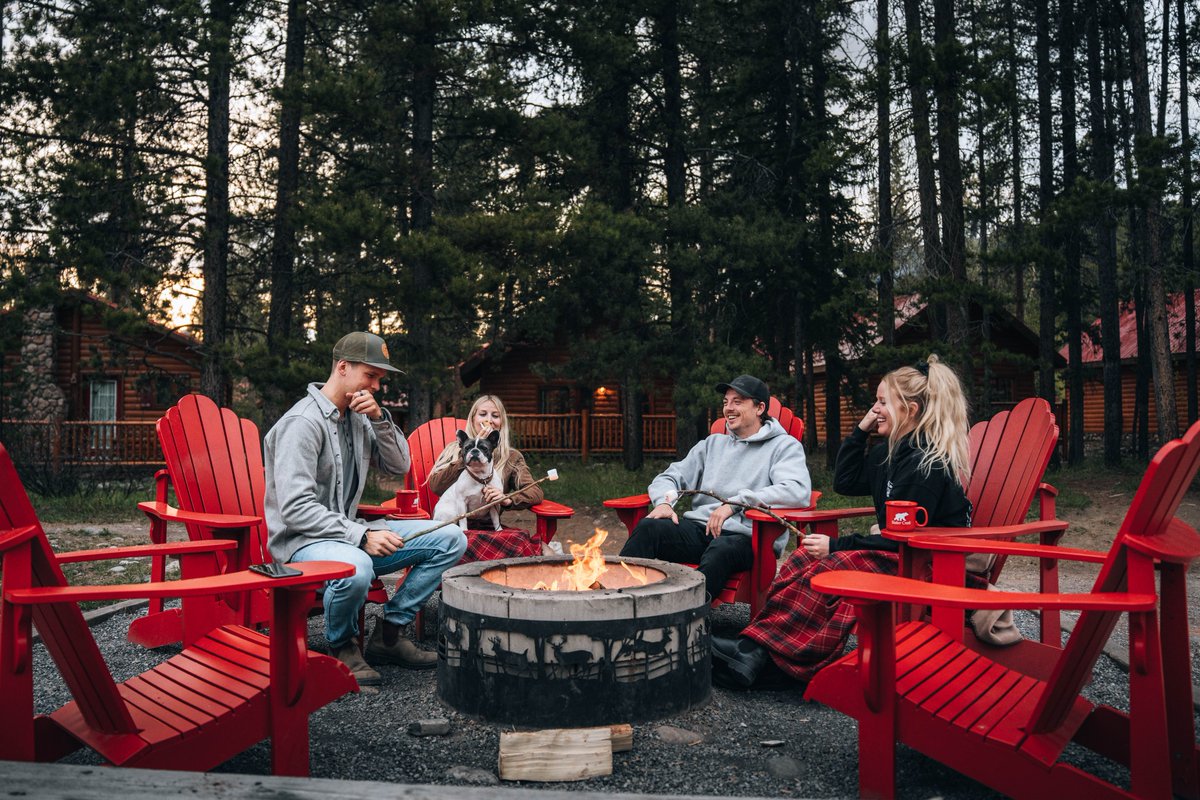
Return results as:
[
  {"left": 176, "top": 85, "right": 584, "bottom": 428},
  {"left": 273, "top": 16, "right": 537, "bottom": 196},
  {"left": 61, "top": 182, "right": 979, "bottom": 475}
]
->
[
  {"left": 809, "top": 571, "right": 1156, "bottom": 612},
  {"left": 355, "top": 503, "right": 398, "bottom": 519},
  {"left": 531, "top": 500, "right": 573, "bottom": 518},
  {"left": 781, "top": 504, "right": 873, "bottom": 523},
  {"left": 603, "top": 493, "right": 651, "bottom": 510},
  {"left": 6, "top": 561, "right": 352, "bottom": 604},
  {"left": 56, "top": 539, "right": 240, "bottom": 564},
  {"left": 904, "top": 535, "right": 1107, "bottom": 563},
  {"left": 1038, "top": 482, "right": 1059, "bottom": 497},
  {"left": 882, "top": 519, "right": 1069, "bottom": 543},
  {"left": 0, "top": 524, "right": 39, "bottom": 550},
  {"left": 137, "top": 500, "right": 261, "bottom": 529}
]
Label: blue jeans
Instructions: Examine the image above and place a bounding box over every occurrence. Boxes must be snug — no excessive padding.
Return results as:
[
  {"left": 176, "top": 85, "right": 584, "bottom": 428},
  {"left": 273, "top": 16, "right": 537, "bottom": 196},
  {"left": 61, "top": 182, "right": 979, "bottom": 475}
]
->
[{"left": 290, "top": 520, "right": 467, "bottom": 649}]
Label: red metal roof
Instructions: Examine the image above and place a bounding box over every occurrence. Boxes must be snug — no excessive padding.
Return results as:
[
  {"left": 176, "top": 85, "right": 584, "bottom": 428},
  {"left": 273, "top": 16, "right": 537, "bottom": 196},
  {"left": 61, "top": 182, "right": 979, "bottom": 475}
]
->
[{"left": 1060, "top": 290, "right": 1200, "bottom": 364}]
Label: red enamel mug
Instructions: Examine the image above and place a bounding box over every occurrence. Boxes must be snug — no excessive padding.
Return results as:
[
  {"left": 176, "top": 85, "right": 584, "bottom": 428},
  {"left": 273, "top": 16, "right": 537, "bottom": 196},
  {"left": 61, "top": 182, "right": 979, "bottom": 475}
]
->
[
  {"left": 885, "top": 500, "right": 928, "bottom": 531},
  {"left": 395, "top": 489, "right": 421, "bottom": 515}
]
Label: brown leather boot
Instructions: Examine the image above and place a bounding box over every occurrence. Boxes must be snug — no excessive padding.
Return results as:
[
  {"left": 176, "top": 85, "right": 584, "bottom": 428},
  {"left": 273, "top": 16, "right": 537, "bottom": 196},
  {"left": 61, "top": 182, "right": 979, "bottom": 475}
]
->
[
  {"left": 330, "top": 641, "right": 382, "bottom": 686},
  {"left": 365, "top": 617, "right": 437, "bottom": 670}
]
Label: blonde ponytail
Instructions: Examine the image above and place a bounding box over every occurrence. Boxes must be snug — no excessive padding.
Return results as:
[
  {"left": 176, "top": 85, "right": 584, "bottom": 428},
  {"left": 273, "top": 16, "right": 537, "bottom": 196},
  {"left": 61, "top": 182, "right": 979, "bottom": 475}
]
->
[{"left": 881, "top": 354, "right": 971, "bottom": 486}]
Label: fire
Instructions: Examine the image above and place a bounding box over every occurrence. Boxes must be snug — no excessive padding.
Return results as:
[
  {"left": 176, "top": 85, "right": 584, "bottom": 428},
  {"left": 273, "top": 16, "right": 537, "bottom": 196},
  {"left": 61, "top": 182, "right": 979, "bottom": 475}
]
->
[{"left": 531, "top": 528, "right": 650, "bottom": 591}]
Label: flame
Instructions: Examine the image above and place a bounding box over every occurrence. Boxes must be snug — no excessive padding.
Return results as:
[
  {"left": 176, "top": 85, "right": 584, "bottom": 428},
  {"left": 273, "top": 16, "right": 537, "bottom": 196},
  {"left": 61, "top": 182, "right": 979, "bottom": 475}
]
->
[
  {"left": 529, "top": 528, "right": 651, "bottom": 591},
  {"left": 620, "top": 559, "right": 649, "bottom": 585}
]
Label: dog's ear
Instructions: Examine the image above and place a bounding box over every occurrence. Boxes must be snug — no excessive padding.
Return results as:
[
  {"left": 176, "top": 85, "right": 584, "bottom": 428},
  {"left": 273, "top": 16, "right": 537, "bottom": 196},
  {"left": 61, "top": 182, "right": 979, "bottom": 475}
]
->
[
  {"left": 456, "top": 429, "right": 470, "bottom": 447},
  {"left": 486, "top": 429, "right": 500, "bottom": 447}
]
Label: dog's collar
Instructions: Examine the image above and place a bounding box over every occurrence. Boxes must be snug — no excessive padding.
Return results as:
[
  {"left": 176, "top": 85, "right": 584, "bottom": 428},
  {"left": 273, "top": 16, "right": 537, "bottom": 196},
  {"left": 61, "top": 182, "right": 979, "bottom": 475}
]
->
[{"left": 464, "top": 465, "right": 493, "bottom": 485}]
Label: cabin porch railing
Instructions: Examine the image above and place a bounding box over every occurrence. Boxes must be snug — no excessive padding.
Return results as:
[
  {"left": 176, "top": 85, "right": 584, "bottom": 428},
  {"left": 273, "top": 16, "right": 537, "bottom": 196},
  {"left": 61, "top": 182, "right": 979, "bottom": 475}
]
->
[
  {"left": 508, "top": 412, "right": 676, "bottom": 459},
  {"left": 0, "top": 419, "right": 162, "bottom": 467},
  {"left": 0, "top": 412, "right": 680, "bottom": 469}
]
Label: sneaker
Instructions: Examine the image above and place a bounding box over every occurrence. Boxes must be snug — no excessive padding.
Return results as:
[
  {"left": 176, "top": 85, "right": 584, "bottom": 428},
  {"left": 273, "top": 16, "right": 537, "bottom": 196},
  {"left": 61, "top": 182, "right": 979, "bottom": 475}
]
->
[
  {"left": 331, "top": 641, "right": 382, "bottom": 686},
  {"left": 365, "top": 618, "right": 437, "bottom": 670}
]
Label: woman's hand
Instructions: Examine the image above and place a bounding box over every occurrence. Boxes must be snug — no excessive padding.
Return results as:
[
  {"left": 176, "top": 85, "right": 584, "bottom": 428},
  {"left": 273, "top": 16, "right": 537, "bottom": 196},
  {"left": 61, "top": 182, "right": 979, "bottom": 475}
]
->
[
  {"left": 800, "top": 533, "right": 831, "bottom": 558},
  {"left": 857, "top": 408, "right": 880, "bottom": 433},
  {"left": 482, "top": 486, "right": 512, "bottom": 506}
]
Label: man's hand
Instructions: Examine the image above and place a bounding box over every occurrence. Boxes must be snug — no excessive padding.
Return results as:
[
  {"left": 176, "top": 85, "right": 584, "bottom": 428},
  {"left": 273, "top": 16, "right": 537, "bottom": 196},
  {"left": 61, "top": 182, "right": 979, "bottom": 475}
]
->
[
  {"left": 646, "top": 502, "right": 679, "bottom": 524},
  {"left": 347, "top": 389, "right": 383, "bottom": 420},
  {"left": 801, "top": 533, "right": 831, "bottom": 558},
  {"left": 706, "top": 503, "right": 735, "bottom": 537},
  {"left": 361, "top": 528, "right": 404, "bottom": 556}
]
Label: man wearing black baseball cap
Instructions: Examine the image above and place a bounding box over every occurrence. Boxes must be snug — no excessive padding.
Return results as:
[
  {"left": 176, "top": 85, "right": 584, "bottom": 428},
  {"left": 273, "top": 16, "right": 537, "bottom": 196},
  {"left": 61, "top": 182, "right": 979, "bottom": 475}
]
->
[
  {"left": 263, "top": 331, "right": 467, "bottom": 687},
  {"left": 619, "top": 374, "right": 812, "bottom": 603}
]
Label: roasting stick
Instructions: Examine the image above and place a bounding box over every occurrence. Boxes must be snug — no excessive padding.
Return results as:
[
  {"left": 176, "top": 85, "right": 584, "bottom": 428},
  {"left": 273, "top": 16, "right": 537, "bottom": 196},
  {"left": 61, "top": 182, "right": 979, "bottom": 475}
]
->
[
  {"left": 664, "top": 488, "right": 805, "bottom": 540},
  {"left": 395, "top": 469, "right": 560, "bottom": 543}
]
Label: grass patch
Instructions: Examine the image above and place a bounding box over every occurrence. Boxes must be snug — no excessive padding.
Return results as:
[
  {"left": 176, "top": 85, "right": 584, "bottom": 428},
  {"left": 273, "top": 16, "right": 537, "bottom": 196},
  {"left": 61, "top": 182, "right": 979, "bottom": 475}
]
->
[
  {"left": 31, "top": 484, "right": 155, "bottom": 524},
  {"left": 45, "top": 527, "right": 155, "bottom": 610}
]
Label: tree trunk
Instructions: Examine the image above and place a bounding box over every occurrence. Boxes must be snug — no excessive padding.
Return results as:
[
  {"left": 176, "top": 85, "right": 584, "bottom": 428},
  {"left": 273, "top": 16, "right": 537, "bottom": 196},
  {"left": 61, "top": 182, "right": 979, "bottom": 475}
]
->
[
  {"left": 1060, "top": 0, "right": 1084, "bottom": 464},
  {"left": 933, "top": 0, "right": 968, "bottom": 348},
  {"left": 267, "top": 0, "right": 307, "bottom": 352},
  {"left": 973, "top": 3, "right": 991, "bottom": 417},
  {"left": 1088, "top": 0, "right": 1122, "bottom": 464},
  {"left": 1005, "top": 0, "right": 1025, "bottom": 322},
  {"left": 1035, "top": 0, "right": 1056, "bottom": 408},
  {"left": 1181, "top": 0, "right": 1197, "bottom": 424},
  {"left": 622, "top": 372, "right": 644, "bottom": 471},
  {"left": 877, "top": 0, "right": 895, "bottom": 346},
  {"left": 407, "top": 15, "right": 437, "bottom": 429},
  {"left": 1127, "top": 0, "right": 1179, "bottom": 441},
  {"left": 201, "top": 0, "right": 241, "bottom": 406},
  {"left": 902, "top": 0, "right": 941, "bottom": 285}
]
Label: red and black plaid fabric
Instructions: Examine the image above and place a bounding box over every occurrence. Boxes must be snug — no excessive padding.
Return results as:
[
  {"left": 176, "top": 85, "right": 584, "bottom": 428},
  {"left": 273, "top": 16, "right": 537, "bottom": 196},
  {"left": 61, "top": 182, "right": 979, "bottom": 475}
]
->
[
  {"left": 460, "top": 527, "right": 542, "bottom": 563},
  {"left": 742, "top": 548, "right": 987, "bottom": 683}
]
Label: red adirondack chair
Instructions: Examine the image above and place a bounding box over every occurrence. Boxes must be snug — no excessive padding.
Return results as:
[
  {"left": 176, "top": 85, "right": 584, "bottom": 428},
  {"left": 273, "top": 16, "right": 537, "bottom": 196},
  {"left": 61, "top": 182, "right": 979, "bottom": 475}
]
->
[
  {"left": 397, "top": 417, "right": 574, "bottom": 542},
  {"left": 128, "top": 394, "right": 387, "bottom": 648},
  {"left": 804, "top": 419, "right": 1200, "bottom": 800},
  {"left": 603, "top": 397, "right": 820, "bottom": 616},
  {"left": 0, "top": 441, "right": 357, "bottom": 776}
]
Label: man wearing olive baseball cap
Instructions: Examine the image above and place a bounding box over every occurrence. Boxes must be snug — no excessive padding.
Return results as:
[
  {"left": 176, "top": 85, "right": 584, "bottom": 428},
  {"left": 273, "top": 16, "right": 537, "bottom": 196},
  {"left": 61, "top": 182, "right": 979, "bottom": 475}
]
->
[
  {"left": 263, "top": 331, "right": 467, "bottom": 687},
  {"left": 619, "top": 373, "right": 812, "bottom": 603}
]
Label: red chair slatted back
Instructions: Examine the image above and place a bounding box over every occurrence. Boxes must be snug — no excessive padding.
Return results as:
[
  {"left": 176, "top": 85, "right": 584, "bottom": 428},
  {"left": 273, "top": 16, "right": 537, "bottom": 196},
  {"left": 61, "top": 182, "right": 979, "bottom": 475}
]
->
[
  {"left": 157, "top": 394, "right": 268, "bottom": 565},
  {"left": 965, "top": 398, "right": 1058, "bottom": 580},
  {"left": 0, "top": 443, "right": 136, "bottom": 735},
  {"left": 405, "top": 417, "right": 466, "bottom": 513},
  {"left": 708, "top": 397, "right": 805, "bottom": 442},
  {"left": 1029, "top": 418, "right": 1200, "bottom": 734}
]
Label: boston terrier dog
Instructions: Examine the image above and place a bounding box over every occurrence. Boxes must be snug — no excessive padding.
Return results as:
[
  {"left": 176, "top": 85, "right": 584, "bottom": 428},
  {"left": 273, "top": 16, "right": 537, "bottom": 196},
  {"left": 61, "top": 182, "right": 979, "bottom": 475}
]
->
[{"left": 432, "top": 429, "right": 504, "bottom": 530}]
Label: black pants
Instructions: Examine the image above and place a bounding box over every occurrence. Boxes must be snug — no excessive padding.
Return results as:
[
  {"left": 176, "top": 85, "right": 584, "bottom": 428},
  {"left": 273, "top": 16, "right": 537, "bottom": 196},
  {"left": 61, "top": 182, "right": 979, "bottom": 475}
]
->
[{"left": 618, "top": 516, "right": 754, "bottom": 602}]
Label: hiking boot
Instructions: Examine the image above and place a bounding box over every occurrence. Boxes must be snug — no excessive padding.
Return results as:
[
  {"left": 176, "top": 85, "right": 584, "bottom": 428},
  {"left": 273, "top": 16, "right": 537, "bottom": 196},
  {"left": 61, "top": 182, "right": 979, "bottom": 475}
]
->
[
  {"left": 710, "top": 635, "right": 770, "bottom": 688},
  {"left": 365, "top": 617, "right": 437, "bottom": 670},
  {"left": 331, "top": 641, "right": 382, "bottom": 686}
]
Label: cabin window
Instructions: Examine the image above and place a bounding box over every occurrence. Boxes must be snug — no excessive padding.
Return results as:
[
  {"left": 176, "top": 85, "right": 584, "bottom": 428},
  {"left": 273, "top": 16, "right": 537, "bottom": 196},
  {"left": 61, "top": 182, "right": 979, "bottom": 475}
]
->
[
  {"left": 539, "top": 386, "right": 571, "bottom": 414},
  {"left": 89, "top": 379, "right": 118, "bottom": 450},
  {"left": 989, "top": 376, "right": 1015, "bottom": 403}
]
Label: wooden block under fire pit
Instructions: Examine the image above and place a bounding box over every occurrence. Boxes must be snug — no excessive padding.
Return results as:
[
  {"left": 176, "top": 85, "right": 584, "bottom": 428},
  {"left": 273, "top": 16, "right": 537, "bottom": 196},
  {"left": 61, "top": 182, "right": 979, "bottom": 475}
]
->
[{"left": 498, "top": 727, "right": 615, "bottom": 781}]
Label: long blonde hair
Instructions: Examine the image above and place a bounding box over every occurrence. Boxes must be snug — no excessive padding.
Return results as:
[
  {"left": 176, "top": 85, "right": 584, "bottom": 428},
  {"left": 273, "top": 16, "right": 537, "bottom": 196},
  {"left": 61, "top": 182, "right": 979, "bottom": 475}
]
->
[
  {"left": 881, "top": 354, "right": 970, "bottom": 487},
  {"left": 431, "top": 394, "right": 515, "bottom": 479}
]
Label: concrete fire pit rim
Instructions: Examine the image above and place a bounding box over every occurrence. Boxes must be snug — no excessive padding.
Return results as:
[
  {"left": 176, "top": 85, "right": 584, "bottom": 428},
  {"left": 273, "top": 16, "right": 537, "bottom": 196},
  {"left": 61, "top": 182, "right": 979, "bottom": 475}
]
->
[{"left": 441, "top": 555, "right": 705, "bottom": 598}]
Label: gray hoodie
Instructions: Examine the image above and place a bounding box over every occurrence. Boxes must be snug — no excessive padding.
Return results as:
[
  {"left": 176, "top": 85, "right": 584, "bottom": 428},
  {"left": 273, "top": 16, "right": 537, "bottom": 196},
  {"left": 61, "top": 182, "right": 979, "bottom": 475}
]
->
[{"left": 647, "top": 417, "right": 811, "bottom": 555}]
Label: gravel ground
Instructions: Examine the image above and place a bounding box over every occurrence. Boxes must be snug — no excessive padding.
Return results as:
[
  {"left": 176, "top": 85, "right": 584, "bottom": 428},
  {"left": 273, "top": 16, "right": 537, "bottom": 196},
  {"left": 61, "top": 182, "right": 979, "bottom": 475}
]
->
[{"left": 31, "top": 590, "right": 1200, "bottom": 799}]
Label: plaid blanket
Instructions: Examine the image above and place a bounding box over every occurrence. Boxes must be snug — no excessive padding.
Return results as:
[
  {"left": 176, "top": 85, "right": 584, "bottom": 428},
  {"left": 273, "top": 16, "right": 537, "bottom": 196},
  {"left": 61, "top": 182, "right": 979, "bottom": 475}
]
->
[
  {"left": 741, "top": 548, "right": 988, "bottom": 683},
  {"left": 460, "top": 527, "right": 542, "bottom": 563}
]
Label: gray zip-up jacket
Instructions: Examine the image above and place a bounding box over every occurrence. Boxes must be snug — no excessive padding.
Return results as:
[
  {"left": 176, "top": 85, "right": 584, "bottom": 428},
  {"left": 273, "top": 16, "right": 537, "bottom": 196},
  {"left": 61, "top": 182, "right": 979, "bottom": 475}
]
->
[
  {"left": 647, "top": 417, "right": 812, "bottom": 556},
  {"left": 265, "top": 383, "right": 411, "bottom": 562}
]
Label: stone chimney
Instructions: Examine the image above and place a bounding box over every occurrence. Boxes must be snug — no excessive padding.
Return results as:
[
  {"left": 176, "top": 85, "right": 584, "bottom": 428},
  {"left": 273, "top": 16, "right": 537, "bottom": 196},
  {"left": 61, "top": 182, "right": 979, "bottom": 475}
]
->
[{"left": 20, "top": 307, "right": 67, "bottom": 421}]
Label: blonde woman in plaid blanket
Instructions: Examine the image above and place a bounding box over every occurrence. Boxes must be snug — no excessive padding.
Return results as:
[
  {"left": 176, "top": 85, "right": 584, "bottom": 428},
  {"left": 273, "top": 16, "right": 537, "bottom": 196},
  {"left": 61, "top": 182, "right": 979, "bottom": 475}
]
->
[
  {"left": 711, "top": 355, "right": 973, "bottom": 689},
  {"left": 428, "top": 395, "right": 547, "bottom": 562}
]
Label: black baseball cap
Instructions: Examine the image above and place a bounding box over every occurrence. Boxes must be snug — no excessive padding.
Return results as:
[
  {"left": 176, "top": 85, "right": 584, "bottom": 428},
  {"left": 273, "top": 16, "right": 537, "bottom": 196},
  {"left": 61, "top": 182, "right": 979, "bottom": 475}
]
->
[
  {"left": 715, "top": 374, "right": 769, "bottom": 405},
  {"left": 332, "top": 331, "right": 404, "bottom": 373}
]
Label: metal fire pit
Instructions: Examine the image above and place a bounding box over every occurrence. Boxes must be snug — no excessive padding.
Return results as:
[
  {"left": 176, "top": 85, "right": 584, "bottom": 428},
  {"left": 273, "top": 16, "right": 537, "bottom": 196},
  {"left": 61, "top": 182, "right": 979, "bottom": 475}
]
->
[{"left": 437, "top": 556, "right": 710, "bottom": 727}]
